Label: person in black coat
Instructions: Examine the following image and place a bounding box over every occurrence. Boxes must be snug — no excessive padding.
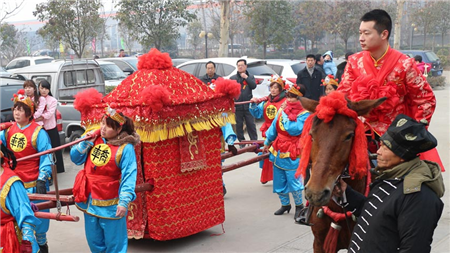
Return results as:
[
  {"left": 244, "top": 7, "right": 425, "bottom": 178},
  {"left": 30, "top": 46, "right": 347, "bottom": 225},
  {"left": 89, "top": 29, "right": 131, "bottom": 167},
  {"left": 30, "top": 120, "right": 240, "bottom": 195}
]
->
[
  {"left": 315, "top": 53, "right": 326, "bottom": 76},
  {"left": 335, "top": 51, "right": 353, "bottom": 83},
  {"left": 200, "top": 61, "right": 221, "bottom": 85},
  {"left": 296, "top": 54, "right": 325, "bottom": 101},
  {"left": 230, "top": 59, "right": 258, "bottom": 143},
  {"left": 334, "top": 114, "right": 445, "bottom": 253}
]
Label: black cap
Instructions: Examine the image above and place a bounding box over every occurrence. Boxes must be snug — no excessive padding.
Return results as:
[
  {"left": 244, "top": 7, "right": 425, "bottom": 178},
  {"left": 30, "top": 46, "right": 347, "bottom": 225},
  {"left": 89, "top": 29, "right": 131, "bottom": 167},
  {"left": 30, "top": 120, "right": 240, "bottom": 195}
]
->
[{"left": 380, "top": 114, "right": 437, "bottom": 160}]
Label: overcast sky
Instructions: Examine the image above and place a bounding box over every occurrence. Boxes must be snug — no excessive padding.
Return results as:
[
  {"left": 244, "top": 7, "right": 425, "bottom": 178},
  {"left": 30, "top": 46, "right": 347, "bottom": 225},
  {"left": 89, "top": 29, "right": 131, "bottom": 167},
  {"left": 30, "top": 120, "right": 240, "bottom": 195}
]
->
[{"left": 2, "top": 0, "right": 117, "bottom": 23}]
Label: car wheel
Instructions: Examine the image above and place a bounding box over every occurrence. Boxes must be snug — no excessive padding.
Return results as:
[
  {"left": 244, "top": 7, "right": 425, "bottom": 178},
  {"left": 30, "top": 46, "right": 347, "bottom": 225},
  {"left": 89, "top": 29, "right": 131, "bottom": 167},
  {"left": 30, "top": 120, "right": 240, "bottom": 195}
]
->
[{"left": 69, "top": 130, "right": 84, "bottom": 143}]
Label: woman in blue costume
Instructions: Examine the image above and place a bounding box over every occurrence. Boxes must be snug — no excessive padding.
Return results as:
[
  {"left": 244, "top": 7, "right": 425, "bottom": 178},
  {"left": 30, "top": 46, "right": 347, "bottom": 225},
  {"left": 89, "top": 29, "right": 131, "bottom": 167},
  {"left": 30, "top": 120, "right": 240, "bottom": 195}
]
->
[
  {"left": 0, "top": 141, "right": 40, "bottom": 253},
  {"left": 263, "top": 84, "right": 310, "bottom": 218},
  {"left": 0, "top": 90, "right": 53, "bottom": 253},
  {"left": 71, "top": 106, "right": 139, "bottom": 253}
]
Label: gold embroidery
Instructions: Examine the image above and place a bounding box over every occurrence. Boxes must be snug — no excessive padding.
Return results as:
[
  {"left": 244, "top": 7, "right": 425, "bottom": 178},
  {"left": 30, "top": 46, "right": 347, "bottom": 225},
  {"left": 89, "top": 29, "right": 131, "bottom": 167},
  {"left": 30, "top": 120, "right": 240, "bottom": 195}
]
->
[
  {"left": 91, "top": 198, "right": 119, "bottom": 206},
  {"left": 187, "top": 132, "right": 199, "bottom": 160},
  {"left": 31, "top": 126, "right": 42, "bottom": 149},
  {"left": 128, "top": 202, "right": 137, "bottom": 221},
  {"left": 115, "top": 144, "right": 126, "bottom": 165},
  {"left": 23, "top": 181, "right": 37, "bottom": 189},
  {"left": 0, "top": 176, "right": 22, "bottom": 214},
  {"left": 371, "top": 45, "right": 390, "bottom": 67}
]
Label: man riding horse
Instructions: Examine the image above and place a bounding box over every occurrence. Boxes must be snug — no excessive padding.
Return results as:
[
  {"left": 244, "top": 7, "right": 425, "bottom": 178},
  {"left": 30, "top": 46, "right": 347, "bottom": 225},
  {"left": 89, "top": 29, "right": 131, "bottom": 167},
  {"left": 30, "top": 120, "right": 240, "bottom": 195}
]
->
[{"left": 337, "top": 9, "right": 443, "bottom": 169}]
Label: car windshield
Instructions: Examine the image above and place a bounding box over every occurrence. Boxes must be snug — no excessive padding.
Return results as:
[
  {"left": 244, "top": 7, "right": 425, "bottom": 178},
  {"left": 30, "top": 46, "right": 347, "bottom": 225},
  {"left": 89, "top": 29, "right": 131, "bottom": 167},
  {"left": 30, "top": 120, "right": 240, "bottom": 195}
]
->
[
  {"left": 291, "top": 63, "right": 306, "bottom": 75},
  {"left": 247, "top": 63, "right": 277, "bottom": 76},
  {"left": 100, "top": 64, "right": 127, "bottom": 80},
  {"left": 124, "top": 58, "right": 138, "bottom": 70},
  {"left": 425, "top": 52, "right": 439, "bottom": 62},
  {"left": 35, "top": 59, "right": 54, "bottom": 65}
]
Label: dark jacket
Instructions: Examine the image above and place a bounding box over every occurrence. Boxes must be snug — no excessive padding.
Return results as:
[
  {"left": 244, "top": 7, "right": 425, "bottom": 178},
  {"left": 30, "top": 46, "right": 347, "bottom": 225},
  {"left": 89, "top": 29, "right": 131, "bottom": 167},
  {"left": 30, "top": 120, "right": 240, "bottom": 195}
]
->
[
  {"left": 200, "top": 73, "right": 221, "bottom": 85},
  {"left": 296, "top": 66, "right": 325, "bottom": 101},
  {"left": 345, "top": 158, "right": 445, "bottom": 253},
  {"left": 336, "top": 61, "right": 347, "bottom": 84},
  {"left": 230, "top": 70, "right": 256, "bottom": 110},
  {"left": 315, "top": 63, "right": 326, "bottom": 76}
]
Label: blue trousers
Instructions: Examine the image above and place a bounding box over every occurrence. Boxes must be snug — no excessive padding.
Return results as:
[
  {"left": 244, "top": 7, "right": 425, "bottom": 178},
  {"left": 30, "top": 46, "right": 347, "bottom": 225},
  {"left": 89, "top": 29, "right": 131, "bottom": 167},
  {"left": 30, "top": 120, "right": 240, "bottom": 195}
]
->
[
  {"left": 273, "top": 166, "right": 304, "bottom": 206},
  {"left": 84, "top": 213, "right": 128, "bottom": 253}
]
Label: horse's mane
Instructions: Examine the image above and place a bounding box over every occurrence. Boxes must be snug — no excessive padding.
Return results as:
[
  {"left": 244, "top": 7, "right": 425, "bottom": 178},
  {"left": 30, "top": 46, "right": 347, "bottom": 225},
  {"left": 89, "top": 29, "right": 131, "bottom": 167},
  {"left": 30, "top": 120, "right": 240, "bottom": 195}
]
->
[{"left": 296, "top": 92, "right": 368, "bottom": 180}]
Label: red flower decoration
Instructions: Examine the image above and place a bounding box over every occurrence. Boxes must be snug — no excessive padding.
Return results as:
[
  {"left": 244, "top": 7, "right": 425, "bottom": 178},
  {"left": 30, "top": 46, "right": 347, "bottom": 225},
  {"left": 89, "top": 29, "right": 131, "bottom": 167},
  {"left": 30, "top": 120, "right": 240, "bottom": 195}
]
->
[{"left": 350, "top": 76, "right": 400, "bottom": 125}]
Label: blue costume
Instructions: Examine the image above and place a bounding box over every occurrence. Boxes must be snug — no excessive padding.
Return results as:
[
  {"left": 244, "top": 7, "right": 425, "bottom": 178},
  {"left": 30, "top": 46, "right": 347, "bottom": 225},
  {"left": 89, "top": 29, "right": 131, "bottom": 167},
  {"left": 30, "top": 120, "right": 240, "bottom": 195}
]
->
[
  {"left": 0, "top": 123, "right": 53, "bottom": 247},
  {"left": 71, "top": 135, "right": 137, "bottom": 253},
  {"left": 264, "top": 109, "right": 310, "bottom": 208},
  {"left": 221, "top": 122, "right": 236, "bottom": 195},
  {"left": 1, "top": 167, "right": 41, "bottom": 253}
]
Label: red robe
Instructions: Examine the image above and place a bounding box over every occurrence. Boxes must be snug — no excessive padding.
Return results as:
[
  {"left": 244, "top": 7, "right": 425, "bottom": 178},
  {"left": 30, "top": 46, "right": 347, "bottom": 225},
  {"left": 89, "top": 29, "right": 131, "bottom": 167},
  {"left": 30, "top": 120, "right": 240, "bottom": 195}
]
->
[{"left": 338, "top": 47, "right": 443, "bottom": 171}]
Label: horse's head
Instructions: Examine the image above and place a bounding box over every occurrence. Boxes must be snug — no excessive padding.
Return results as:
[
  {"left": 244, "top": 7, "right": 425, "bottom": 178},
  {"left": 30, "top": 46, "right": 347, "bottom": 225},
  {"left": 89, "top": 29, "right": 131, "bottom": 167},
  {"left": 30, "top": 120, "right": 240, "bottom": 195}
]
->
[{"left": 299, "top": 93, "right": 386, "bottom": 206}]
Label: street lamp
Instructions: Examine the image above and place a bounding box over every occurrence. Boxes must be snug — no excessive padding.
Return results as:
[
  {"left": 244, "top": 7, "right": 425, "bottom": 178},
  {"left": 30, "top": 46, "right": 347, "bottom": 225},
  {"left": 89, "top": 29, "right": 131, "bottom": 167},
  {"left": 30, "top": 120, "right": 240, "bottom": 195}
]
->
[{"left": 199, "top": 31, "right": 213, "bottom": 58}]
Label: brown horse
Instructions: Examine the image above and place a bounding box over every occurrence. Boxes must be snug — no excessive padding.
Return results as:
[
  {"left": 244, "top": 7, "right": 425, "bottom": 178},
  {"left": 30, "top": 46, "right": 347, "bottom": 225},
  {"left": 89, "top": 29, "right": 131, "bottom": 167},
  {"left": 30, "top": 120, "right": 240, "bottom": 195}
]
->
[{"left": 296, "top": 92, "right": 386, "bottom": 253}]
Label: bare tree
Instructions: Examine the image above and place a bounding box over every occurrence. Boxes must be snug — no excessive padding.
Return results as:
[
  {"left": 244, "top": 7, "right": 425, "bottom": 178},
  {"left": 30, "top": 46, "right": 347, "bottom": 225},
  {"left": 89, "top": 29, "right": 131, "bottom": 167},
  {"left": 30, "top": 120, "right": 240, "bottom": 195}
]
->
[
  {"left": 433, "top": 1, "right": 450, "bottom": 48},
  {"left": 293, "top": 1, "right": 327, "bottom": 53},
  {"left": 393, "top": 0, "right": 405, "bottom": 49},
  {"left": 329, "top": 1, "right": 371, "bottom": 52},
  {"left": 218, "top": 0, "right": 230, "bottom": 57},
  {"left": 0, "top": 1, "right": 24, "bottom": 24},
  {"left": 187, "top": 20, "right": 203, "bottom": 58}
]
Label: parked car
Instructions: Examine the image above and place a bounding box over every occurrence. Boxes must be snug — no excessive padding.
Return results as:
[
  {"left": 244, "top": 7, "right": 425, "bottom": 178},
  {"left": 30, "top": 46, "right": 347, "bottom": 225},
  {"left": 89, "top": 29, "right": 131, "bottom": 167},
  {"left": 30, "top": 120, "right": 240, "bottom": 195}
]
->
[
  {"left": 97, "top": 61, "right": 127, "bottom": 93},
  {"left": 33, "top": 49, "right": 60, "bottom": 58},
  {"left": 5, "top": 56, "right": 54, "bottom": 72},
  {"left": 265, "top": 59, "right": 306, "bottom": 84},
  {"left": 9, "top": 60, "right": 105, "bottom": 143},
  {"left": 401, "top": 50, "right": 443, "bottom": 76},
  {"left": 0, "top": 67, "right": 10, "bottom": 77},
  {"left": 97, "top": 57, "right": 138, "bottom": 76},
  {"left": 177, "top": 57, "right": 277, "bottom": 98},
  {"left": 0, "top": 76, "right": 65, "bottom": 145},
  {"left": 172, "top": 58, "right": 193, "bottom": 67}
]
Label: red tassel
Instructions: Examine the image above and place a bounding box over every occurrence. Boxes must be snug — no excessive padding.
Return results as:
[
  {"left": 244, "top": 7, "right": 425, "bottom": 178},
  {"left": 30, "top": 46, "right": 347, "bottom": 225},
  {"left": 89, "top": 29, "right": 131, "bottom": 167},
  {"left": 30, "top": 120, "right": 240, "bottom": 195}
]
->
[
  {"left": 349, "top": 120, "right": 369, "bottom": 179},
  {"left": 324, "top": 222, "right": 341, "bottom": 253},
  {"left": 295, "top": 115, "right": 314, "bottom": 178}
]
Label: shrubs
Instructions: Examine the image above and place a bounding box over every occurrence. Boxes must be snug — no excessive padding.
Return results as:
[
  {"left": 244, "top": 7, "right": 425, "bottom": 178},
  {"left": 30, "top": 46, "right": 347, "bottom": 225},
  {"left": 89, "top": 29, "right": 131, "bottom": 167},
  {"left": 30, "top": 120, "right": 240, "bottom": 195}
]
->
[
  {"left": 436, "top": 48, "right": 449, "bottom": 67},
  {"left": 427, "top": 76, "right": 446, "bottom": 89}
]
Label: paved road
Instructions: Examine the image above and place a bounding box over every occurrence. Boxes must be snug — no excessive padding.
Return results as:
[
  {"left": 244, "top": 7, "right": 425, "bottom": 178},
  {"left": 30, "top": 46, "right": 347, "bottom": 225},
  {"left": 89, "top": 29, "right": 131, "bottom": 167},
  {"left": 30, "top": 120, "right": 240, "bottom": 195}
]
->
[{"left": 47, "top": 78, "right": 449, "bottom": 252}]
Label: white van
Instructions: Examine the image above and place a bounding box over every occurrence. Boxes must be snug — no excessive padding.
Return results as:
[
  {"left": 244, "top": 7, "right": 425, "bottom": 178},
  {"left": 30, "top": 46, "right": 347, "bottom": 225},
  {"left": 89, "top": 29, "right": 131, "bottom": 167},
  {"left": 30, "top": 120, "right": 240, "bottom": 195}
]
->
[{"left": 10, "top": 60, "right": 106, "bottom": 142}]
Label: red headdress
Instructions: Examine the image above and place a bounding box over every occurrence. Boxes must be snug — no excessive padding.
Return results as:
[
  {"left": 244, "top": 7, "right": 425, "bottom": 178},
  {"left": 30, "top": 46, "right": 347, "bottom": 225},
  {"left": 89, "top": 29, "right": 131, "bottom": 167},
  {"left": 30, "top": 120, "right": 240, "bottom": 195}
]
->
[
  {"left": 295, "top": 92, "right": 368, "bottom": 180},
  {"left": 12, "top": 89, "right": 35, "bottom": 112}
]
